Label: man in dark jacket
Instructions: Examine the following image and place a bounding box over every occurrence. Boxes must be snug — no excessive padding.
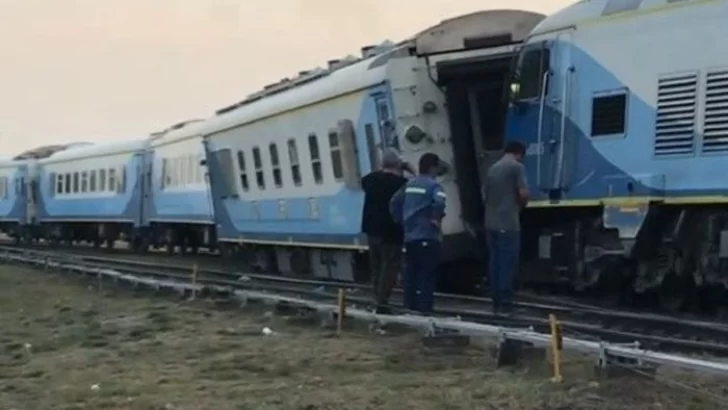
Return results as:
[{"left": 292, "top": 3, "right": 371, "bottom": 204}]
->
[
  {"left": 389, "top": 152, "right": 446, "bottom": 315},
  {"left": 361, "top": 149, "right": 411, "bottom": 314}
]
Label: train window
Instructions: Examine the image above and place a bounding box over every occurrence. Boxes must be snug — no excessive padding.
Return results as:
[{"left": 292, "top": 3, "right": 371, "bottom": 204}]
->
[
  {"left": 119, "top": 166, "right": 127, "bottom": 192},
  {"left": 55, "top": 173, "right": 63, "bottom": 195},
  {"left": 99, "top": 169, "right": 107, "bottom": 191},
  {"left": 72, "top": 172, "right": 79, "bottom": 193},
  {"left": 376, "top": 101, "right": 394, "bottom": 147},
  {"left": 364, "top": 123, "right": 380, "bottom": 171},
  {"left": 236, "top": 150, "right": 250, "bottom": 191},
  {"left": 252, "top": 146, "right": 265, "bottom": 190},
  {"left": 308, "top": 134, "right": 323, "bottom": 184},
  {"left": 80, "top": 171, "right": 88, "bottom": 193},
  {"left": 269, "top": 143, "right": 283, "bottom": 188},
  {"left": 160, "top": 159, "right": 167, "bottom": 189},
  {"left": 196, "top": 154, "right": 204, "bottom": 184},
  {"left": 591, "top": 92, "right": 627, "bottom": 137},
  {"left": 108, "top": 168, "right": 116, "bottom": 192},
  {"left": 172, "top": 158, "right": 180, "bottom": 187},
  {"left": 0, "top": 177, "right": 5, "bottom": 199},
  {"left": 168, "top": 158, "right": 175, "bottom": 187},
  {"left": 287, "top": 138, "right": 302, "bottom": 186},
  {"left": 329, "top": 131, "right": 344, "bottom": 180},
  {"left": 89, "top": 170, "right": 97, "bottom": 192},
  {"left": 186, "top": 155, "right": 195, "bottom": 186},
  {"left": 513, "top": 45, "right": 550, "bottom": 101},
  {"left": 64, "top": 174, "right": 71, "bottom": 194}
]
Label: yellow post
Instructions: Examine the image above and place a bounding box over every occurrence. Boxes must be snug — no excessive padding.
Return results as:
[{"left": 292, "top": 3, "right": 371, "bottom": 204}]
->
[
  {"left": 549, "top": 314, "right": 563, "bottom": 383},
  {"left": 337, "top": 288, "right": 347, "bottom": 335},
  {"left": 190, "top": 263, "right": 199, "bottom": 300}
]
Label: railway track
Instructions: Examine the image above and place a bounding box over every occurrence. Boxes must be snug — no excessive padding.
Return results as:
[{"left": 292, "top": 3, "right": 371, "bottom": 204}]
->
[{"left": 3, "top": 244, "right": 728, "bottom": 359}]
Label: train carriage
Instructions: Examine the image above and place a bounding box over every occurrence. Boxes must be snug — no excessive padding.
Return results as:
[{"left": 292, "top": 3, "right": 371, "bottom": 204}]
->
[
  {"left": 35, "top": 139, "right": 150, "bottom": 249},
  {"left": 0, "top": 158, "right": 34, "bottom": 241},
  {"left": 146, "top": 120, "right": 216, "bottom": 254},
  {"left": 201, "top": 45, "right": 402, "bottom": 281},
  {"left": 502, "top": 0, "right": 728, "bottom": 308}
]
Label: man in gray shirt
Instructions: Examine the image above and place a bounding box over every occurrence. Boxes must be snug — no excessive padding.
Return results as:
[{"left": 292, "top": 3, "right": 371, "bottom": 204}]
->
[{"left": 482, "top": 141, "right": 529, "bottom": 314}]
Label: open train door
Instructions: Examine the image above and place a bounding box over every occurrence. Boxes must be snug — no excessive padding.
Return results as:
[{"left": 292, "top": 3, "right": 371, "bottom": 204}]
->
[{"left": 413, "top": 10, "right": 545, "bottom": 236}]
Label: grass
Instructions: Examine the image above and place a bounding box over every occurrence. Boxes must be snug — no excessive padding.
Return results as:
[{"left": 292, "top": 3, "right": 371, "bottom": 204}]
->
[{"left": 0, "top": 264, "right": 727, "bottom": 410}]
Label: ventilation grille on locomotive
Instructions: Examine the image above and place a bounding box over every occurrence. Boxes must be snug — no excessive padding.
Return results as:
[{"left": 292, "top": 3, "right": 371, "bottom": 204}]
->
[
  {"left": 702, "top": 70, "right": 728, "bottom": 153},
  {"left": 654, "top": 72, "right": 698, "bottom": 156}
]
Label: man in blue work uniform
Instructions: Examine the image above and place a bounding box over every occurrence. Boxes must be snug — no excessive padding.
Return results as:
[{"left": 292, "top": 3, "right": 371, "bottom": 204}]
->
[
  {"left": 483, "top": 141, "right": 529, "bottom": 315},
  {"left": 389, "top": 153, "right": 446, "bottom": 315}
]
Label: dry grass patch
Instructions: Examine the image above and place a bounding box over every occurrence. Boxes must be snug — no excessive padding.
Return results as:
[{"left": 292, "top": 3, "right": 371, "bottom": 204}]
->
[{"left": 0, "top": 264, "right": 726, "bottom": 410}]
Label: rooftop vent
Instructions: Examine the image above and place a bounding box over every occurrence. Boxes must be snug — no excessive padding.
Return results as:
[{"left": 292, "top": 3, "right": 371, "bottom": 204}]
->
[
  {"left": 327, "top": 59, "right": 343, "bottom": 70},
  {"left": 361, "top": 45, "right": 377, "bottom": 59}
]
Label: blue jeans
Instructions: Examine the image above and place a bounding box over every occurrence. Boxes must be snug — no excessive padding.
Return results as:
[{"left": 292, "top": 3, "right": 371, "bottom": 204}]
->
[
  {"left": 404, "top": 240, "right": 441, "bottom": 314},
  {"left": 486, "top": 230, "right": 520, "bottom": 312}
]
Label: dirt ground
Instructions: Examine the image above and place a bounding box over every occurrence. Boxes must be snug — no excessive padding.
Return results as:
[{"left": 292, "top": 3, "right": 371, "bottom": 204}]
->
[{"left": 1, "top": 265, "right": 727, "bottom": 410}]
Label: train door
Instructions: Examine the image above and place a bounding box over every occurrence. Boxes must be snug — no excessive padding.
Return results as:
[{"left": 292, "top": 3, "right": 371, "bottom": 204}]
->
[
  {"left": 360, "top": 91, "right": 395, "bottom": 174},
  {"left": 24, "top": 168, "right": 37, "bottom": 225},
  {"left": 373, "top": 94, "right": 397, "bottom": 150},
  {"left": 512, "top": 30, "right": 575, "bottom": 198},
  {"left": 437, "top": 54, "right": 514, "bottom": 230},
  {"left": 136, "top": 152, "right": 150, "bottom": 227},
  {"left": 544, "top": 29, "right": 576, "bottom": 195}
]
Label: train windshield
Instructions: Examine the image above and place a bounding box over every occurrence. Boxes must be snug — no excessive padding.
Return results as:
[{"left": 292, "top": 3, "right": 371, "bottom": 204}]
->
[{"left": 510, "top": 42, "right": 550, "bottom": 102}]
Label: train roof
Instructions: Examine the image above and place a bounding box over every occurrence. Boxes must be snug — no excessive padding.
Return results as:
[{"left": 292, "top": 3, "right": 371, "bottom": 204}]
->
[
  {"left": 38, "top": 138, "right": 149, "bottom": 165},
  {"left": 201, "top": 42, "right": 399, "bottom": 137},
  {"left": 410, "top": 9, "right": 546, "bottom": 55},
  {"left": 150, "top": 119, "right": 207, "bottom": 147},
  {"left": 0, "top": 157, "right": 24, "bottom": 169},
  {"left": 531, "top": 0, "right": 702, "bottom": 36},
  {"left": 12, "top": 142, "right": 93, "bottom": 161}
]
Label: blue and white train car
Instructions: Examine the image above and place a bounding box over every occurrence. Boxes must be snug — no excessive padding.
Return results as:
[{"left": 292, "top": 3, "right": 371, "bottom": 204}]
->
[
  {"left": 35, "top": 139, "right": 150, "bottom": 249},
  {"left": 147, "top": 120, "right": 216, "bottom": 254},
  {"left": 0, "top": 157, "right": 34, "bottom": 241},
  {"left": 502, "top": 0, "right": 728, "bottom": 305},
  {"left": 201, "top": 47, "right": 400, "bottom": 281},
  {"left": 201, "top": 11, "right": 546, "bottom": 286}
]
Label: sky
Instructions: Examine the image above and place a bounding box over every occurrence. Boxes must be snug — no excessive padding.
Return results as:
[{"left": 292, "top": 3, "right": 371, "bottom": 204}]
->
[{"left": 0, "top": 0, "right": 572, "bottom": 156}]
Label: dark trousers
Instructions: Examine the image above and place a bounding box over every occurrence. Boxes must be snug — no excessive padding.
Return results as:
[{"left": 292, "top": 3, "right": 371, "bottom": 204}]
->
[
  {"left": 486, "top": 230, "right": 521, "bottom": 313},
  {"left": 368, "top": 236, "right": 402, "bottom": 307},
  {"left": 403, "top": 240, "right": 441, "bottom": 314}
]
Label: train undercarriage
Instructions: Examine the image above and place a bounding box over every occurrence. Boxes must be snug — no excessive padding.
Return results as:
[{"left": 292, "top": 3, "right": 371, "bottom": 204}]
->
[
  {"left": 522, "top": 204, "right": 728, "bottom": 313},
  {"left": 7, "top": 222, "right": 217, "bottom": 255}
]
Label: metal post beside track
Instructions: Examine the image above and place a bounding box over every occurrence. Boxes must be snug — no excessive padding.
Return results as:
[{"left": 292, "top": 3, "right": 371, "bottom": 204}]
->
[
  {"left": 337, "top": 288, "right": 347, "bottom": 335},
  {"left": 549, "top": 314, "right": 563, "bottom": 383}
]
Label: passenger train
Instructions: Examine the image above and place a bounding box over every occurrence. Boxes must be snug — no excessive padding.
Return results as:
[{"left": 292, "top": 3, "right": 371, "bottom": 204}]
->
[
  {"left": 0, "top": 123, "right": 216, "bottom": 253},
  {"left": 1, "top": 0, "right": 725, "bottom": 309}
]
